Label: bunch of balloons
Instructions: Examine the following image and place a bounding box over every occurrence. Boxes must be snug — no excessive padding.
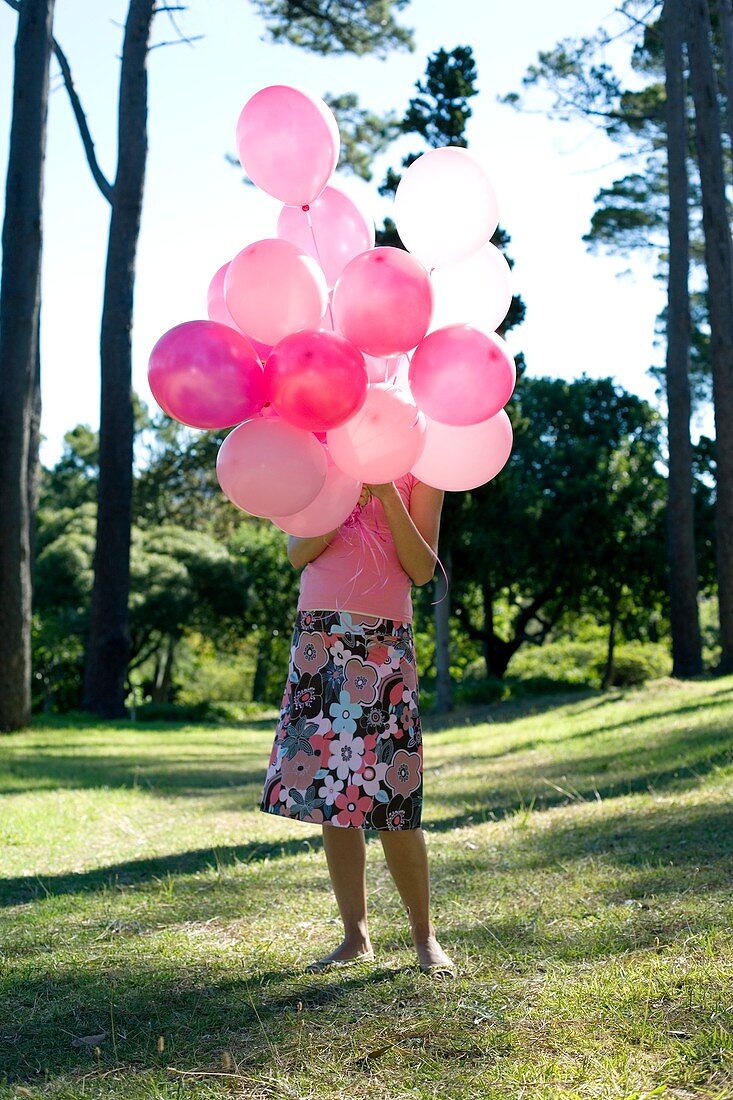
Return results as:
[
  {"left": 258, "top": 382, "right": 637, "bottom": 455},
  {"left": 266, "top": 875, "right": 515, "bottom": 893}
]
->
[{"left": 147, "top": 84, "right": 515, "bottom": 537}]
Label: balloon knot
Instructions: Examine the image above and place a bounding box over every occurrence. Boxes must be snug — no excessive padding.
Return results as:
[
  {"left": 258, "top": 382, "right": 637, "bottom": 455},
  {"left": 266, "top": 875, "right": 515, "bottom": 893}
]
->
[{"left": 302, "top": 204, "right": 310, "bottom": 212}]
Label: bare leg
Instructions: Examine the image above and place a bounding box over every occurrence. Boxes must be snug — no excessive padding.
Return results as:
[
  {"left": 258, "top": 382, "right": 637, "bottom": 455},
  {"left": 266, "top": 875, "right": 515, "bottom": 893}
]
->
[
  {"left": 311, "top": 823, "right": 373, "bottom": 964},
  {"left": 378, "top": 827, "right": 454, "bottom": 970}
]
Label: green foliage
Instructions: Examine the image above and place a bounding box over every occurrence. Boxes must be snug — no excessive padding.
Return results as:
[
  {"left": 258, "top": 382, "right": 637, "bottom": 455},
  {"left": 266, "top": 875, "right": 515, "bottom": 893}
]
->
[
  {"left": 450, "top": 375, "right": 668, "bottom": 678},
  {"left": 402, "top": 45, "right": 477, "bottom": 148},
  {"left": 506, "top": 640, "right": 601, "bottom": 687},
  {"left": 252, "top": 0, "right": 413, "bottom": 57},
  {"left": 32, "top": 504, "right": 97, "bottom": 712},
  {"left": 174, "top": 632, "right": 257, "bottom": 709},
  {"left": 134, "top": 416, "right": 234, "bottom": 536},
  {"left": 590, "top": 642, "right": 670, "bottom": 686},
  {"left": 40, "top": 425, "right": 98, "bottom": 511},
  {"left": 324, "top": 93, "right": 400, "bottom": 181},
  {"left": 507, "top": 633, "right": 670, "bottom": 690}
]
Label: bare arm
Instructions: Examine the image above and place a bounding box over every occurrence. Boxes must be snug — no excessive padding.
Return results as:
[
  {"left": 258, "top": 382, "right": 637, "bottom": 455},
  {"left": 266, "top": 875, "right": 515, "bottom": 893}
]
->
[
  {"left": 369, "top": 480, "right": 444, "bottom": 586},
  {"left": 287, "top": 528, "right": 339, "bottom": 570}
]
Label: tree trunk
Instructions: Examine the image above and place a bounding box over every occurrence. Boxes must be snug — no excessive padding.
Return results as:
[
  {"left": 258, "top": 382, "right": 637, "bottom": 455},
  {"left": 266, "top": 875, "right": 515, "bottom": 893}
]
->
[
  {"left": 82, "top": 0, "right": 156, "bottom": 718},
  {"left": 480, "top": 582, "right": 514, "bottom": 679},
  {"left": 663, "top": 0, "right": 703, "bottom": 677},
  {"left": 686, "top": 0, "right": 733, "bottom": 674},
  {"left": 602, "top": 598, "right": 619, "bottom": 689},
  {"left": 716, "top": 0, "right": 733, "bottom": 151},
  {"left": 434, "top": 545, "right": 453, "bottom": 712},
  {"left": 151, "top": 636, "right": 176, "bottom": 704},
  {"left": 28, "top": 321, "right": 42, "bottom": 574},
  {"left": 0, "top": 0, "right": 55, "bottom": 733}
]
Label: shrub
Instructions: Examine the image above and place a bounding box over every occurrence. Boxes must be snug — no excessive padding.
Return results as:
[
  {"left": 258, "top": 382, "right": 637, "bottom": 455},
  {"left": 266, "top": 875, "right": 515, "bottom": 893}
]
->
[{"left": 590, "top": 643, "right": 670, "bottom": 687}]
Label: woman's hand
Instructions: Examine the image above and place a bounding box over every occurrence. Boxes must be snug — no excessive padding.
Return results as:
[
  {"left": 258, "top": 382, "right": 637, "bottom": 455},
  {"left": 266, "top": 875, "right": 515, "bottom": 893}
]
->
[
  {"left": 364, "top": 481, "right": 397, "bottom": 503},
  {"left": 367, "top": 480, "right": 444, "bottom": 586}
]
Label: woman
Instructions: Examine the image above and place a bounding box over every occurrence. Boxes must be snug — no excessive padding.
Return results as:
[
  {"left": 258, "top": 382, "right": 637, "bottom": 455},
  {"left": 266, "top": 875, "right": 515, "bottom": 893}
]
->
[{"left": 258, "top": 473, "right": 456, "bottom": 978}]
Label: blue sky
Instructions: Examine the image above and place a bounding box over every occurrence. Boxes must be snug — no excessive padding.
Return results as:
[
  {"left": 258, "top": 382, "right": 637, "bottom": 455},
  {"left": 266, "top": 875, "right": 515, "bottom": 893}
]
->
[{"left": 0, "top": 0, "right": 671, "bottom": 465}]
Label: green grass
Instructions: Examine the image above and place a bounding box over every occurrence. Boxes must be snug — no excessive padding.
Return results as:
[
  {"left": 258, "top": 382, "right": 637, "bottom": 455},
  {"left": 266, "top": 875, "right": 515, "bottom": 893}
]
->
[{"left": 1, "top": 677, "right": 732, "bottom": 1099}]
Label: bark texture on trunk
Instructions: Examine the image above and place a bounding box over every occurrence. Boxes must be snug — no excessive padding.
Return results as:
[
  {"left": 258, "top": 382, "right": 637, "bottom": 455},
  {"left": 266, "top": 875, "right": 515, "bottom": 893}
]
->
[
  {"left": 0, "top": 0, "right": 55, "bottom": 732},
  {"left": 664, "top": 0, "right": 703, "bottom": 677},
  {"left": 82, "top": 0, "right": 156, "bottom": 718},
  {"left": 686, "top": 0, "right": 733, "bottom": 674},
  {"left": 717, "top": 0, "right": 733, "bottom": 146}
]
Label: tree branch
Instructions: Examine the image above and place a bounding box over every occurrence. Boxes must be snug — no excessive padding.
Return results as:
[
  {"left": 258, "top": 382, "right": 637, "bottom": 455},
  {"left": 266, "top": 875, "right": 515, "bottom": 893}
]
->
[
  {"left": 149, "top": 34, "right": 203, "bottom": 50},
  {"left": 1, "top": 0, "right": 113, "bottom": 203}
]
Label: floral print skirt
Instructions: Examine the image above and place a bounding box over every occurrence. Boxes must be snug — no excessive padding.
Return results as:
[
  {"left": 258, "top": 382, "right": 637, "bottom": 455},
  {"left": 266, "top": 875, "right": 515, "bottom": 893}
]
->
[{"left": 259, "top": 609, "right": 423, "bottom": 830}]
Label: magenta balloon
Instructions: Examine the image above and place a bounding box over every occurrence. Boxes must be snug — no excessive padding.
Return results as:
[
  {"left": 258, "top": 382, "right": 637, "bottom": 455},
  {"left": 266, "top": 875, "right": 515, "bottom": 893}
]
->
[
  {"left": 411, "top": 409, "right": 513, "bottom": 491},
  {"left": 265, "top": 329, "right": 368, "bottom": 431},
  {"left": 216, "top": 418, "right": 327, "bottom": 518},
  {"left": 224, "top": 238, "right": 328, "bottom": 347},
  {"left": 271, "top": 456, "right": 362, "bottom": 536},
  {"left": 208, "top": 261, "right": 274, "bottom": 363},
  {"left": 236, "top": 85, "right": 340, "bottom": 206},
  {"left": 409, "top": 324, "right": 516, "bottom": 426},
  {"left": 332, "top": 247, "right": 433, "bottom": 358},
  {"left": 327, "top": 382, "right": 426, "bottom": 483},
  {"left": 147, "top": 320, "right": 265, "bottom": 430},
  {"left": 277, "top": 185, "right": 375, "bottom": 288}
]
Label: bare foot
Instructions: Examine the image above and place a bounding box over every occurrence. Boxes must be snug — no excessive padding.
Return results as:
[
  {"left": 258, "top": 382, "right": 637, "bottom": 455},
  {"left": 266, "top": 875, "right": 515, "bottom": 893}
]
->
[
  {"left": 413, "top": 933, "right": 455, "bottom": 970},
  {"left": 306, "top": 936, "right": 374, "bottom": 970}
]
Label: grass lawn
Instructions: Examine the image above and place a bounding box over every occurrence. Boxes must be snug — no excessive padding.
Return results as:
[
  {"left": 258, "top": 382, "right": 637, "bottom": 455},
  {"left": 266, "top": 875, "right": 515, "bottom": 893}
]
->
[{"left": 1, "top": 676, "right": 732, "bottom": 1099}]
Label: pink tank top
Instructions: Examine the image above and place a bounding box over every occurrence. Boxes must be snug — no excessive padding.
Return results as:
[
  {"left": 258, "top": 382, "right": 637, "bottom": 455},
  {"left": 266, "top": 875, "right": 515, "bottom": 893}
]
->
[{"left": 297, "top": 472, "right": 418, "bottom": 622}]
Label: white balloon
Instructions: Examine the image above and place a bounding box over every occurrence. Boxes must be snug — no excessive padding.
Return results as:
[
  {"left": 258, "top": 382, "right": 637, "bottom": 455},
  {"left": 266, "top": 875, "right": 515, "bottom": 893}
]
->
[
  {"left": 394, "top": 147, "right": 499, "bottom": 269},
  {"left": 429, "top": 243, "right": 513, "bottom": 335}
]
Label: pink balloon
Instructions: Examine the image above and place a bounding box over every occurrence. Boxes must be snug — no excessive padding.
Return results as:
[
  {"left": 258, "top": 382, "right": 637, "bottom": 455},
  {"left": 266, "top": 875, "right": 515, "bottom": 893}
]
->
[
  {"left": 216, "top": 418, "right": 327, "bottom": 518},
  {"left": 224, "top": 238, "right": 328, "bottom": 348},
  {"left": 265, "top": 329, "right": 368, "bottom": 431},
  {"left": 394, "top": 147, "right": 499, "bottom": 268},
  {"left": 147, "top": 320, "right": 265, "bottom": 430},
  {"left": 207, "top": 262, "right": 274, "bottom": 362},
  {"left": 411, "top": 409, "right": 513, "bottom": 491},
  {"left": 277, "top": 185, "right": 375, "bottom": 288},
  {"left": 332, "top": 247, "right": 433, "bottom": 358},
  {"left": 327, "top": 382, "right": 426, "bottom": 483},
  {"left": 236, "top": 85, "right": 340, "bottom": 206},
  {"left": 207, "top": 262, "right": 237, "bottom": 329},
  {"left": 271, "top": 455, "right": 362, "bottom": 536},
  {"left": 409, "top": 324, "right": 516, "bottom": 426}
]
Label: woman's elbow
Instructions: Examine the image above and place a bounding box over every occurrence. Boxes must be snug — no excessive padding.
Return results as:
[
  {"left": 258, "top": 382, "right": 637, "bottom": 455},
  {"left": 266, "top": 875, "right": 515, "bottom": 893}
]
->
[{"left": 413, "top": 566, "right": 436, "bottom": 587}]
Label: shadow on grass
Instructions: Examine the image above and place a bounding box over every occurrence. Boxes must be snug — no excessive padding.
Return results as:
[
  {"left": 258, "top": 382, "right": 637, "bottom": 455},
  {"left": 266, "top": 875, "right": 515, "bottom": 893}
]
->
[
  {"left": 0, "top": 754, "right": 269, "bottom": 798},
  {"left": 427, "top": 706, "right": 733, "bottom": 819},
  {"left": 0, "top": 957, "right": 408, "bottom": 1085},
  {"left": 6, "top": 683, "right": 727, "bottom": 802},
  {"left": 0, "top": 831, "right": 326, "bottom": 909},
  {"left": 3, "top": 726, "right": 731, "bottom": 912}
]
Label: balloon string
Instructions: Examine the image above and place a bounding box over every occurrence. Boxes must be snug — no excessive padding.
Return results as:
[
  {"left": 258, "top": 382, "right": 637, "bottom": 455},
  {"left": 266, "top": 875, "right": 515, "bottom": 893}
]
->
[
  {"left": 304, "top": 206, "right": 335, "bottom": 329},
  {"left": 428, "top": 546, "right": 450, "bottom": 607}
]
